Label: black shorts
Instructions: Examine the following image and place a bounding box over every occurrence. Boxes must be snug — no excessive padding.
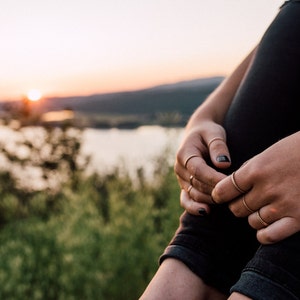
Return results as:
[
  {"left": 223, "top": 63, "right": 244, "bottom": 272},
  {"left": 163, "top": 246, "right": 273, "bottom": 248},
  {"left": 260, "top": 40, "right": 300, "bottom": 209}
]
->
[{"left": 160, "top": 1, "right": 300, "bottom": 298}]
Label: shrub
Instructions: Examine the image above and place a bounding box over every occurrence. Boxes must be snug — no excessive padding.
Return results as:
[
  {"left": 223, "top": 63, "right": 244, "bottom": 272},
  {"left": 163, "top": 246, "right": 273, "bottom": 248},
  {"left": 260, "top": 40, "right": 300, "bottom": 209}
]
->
[{"left": 0, "top": 140, "right": 183, "bottom": 299}]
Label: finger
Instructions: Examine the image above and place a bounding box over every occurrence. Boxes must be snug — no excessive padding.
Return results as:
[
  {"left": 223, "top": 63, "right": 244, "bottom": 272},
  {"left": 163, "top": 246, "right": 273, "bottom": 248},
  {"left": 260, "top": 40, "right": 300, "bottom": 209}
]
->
[
  {"left": 177, "top": 141, "right": 208, "bottom": 169},
  {"left": 248, "top": 204, "right": 280, "bottom": 229},
  {"left": 212, "top": 168, "right": 251, "bottom": 204},
  {"left": 180, "top": 190, "right": 211, "bottom": 216},
  {"left": 211, "top": 175, "right": 241, "bottom": 204},
  {"left": 187, "top": 158, "right": 227, "bottom": 189},
  {"left": 187, "top": 185, "right": 216, "bottom": 204},
  {"left": 256, "top": 217, "right": 300, "bottom": 244},
  {"left": 228, "top": 194, "right": 255, "bottom": 218},
  {"left": 207, "top": 137, "right": 231, "bottom": 169},
  {"left": 176, "top": 161, "right": 215, "bottom": 195},
  {"left": 176, "top": 155, "right": 226, "bottom": 194}
]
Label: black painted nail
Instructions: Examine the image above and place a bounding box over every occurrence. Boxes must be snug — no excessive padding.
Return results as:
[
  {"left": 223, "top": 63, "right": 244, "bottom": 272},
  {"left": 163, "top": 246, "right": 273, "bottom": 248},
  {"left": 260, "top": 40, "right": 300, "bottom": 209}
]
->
[
  {"left": 198, "top": 208, "right": 207, "bottom": 216},
  {"left": 216, "top": 155, "right": 230, "bottom": 163}
]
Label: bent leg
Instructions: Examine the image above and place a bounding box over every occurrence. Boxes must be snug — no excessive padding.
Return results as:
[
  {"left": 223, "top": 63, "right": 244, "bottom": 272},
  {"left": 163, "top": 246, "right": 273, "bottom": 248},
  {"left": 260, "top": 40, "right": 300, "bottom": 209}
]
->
[{"left": 139, "top": 258, "right": 227, "bottom": 300}]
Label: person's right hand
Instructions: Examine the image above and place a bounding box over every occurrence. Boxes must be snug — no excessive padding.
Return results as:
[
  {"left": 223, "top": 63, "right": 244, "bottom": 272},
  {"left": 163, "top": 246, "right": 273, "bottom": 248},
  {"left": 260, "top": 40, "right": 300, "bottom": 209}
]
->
[{"left": 174, "top": 121, "right": 231, "bottom": 215}]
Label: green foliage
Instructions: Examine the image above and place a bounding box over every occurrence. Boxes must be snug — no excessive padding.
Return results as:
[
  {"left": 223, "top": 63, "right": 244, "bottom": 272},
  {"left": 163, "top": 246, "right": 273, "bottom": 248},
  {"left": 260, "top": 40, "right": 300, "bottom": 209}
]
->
[{"left": 0, "top": 121, "right": 183, "bottom": 299}]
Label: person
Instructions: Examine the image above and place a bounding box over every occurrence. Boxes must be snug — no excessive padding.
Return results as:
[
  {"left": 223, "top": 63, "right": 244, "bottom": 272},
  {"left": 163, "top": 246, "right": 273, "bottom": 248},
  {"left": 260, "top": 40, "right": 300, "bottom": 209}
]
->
[{"left": 139, "top": 1, "right": 300, "bottom": 299}]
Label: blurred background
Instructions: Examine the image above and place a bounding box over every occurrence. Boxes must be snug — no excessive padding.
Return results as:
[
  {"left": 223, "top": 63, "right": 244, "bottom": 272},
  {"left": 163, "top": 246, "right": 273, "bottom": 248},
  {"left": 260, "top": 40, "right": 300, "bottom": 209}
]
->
[{"left": 0, "top": 0, "right": 283, "bottom": 299}]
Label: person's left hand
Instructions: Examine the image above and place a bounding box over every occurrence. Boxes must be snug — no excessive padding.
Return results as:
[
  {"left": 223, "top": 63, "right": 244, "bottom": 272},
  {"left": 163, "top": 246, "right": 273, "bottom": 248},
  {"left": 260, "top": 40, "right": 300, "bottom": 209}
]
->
[{"left": 212, "top": 132, "right": 300, "bottom": 244}]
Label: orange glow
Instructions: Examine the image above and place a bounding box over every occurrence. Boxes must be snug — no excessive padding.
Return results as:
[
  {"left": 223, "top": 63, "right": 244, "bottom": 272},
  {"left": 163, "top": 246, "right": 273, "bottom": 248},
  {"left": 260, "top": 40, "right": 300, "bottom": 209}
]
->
[
  {"left": 41, "top": 110, "right": 75, "bottom": 122},
  {"left": 27, "top": 89, "right": 42, "bottom": 102}
]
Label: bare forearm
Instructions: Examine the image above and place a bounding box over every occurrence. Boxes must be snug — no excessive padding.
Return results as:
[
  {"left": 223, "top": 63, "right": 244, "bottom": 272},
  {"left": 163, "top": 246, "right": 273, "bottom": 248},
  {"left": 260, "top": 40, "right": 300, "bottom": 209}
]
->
[{"left": 187, "top": 46, "right": 257, "bottom": 129}]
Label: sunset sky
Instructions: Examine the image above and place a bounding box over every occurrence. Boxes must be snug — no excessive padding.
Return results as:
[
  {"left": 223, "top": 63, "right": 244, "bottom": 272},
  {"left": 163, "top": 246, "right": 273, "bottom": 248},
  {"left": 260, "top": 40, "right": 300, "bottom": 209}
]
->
[{"left": 0, "top": 0, "right": 283, "bottom": 101}]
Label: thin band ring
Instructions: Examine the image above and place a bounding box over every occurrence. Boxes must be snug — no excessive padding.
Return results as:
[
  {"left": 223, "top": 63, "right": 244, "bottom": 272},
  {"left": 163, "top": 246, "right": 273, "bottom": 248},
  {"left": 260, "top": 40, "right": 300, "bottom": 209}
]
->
[
  {"left": 189, "top": 175, "right": 194, "bottom": 186},
  {"left": 207, "top": 137, "right": 224, "bottom": 148},
  {"left": 184, "top": 154, "right": 199, "bottom": 168},
  {"left": 242, "top": 196, "right": 254, "bottom": 213},
  {"left": 187, "top": 185, "right": 193, "bottom": 197},
  {"left": 230, "top": 171, "right": 247, "bottom": 194},
  {"left": 256, "top": 210, "right": 269, "bottom": 227}
]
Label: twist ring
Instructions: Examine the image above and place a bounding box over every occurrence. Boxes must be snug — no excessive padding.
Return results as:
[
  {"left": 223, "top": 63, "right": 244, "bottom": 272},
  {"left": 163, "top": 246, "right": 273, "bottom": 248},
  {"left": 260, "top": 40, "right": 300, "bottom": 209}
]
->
[
  {"left": 189, "top": 175, "right": 194, "bottom": 186},
  {"left": 242, "top": 196, "right": 254, "bottom": 213},
  {"left": 230, "top": 171, "right": 247, "bottom": 194},
  {"left": 207, "top": 137, "right": 224, "bottom": 148},
  {"left": 184, "top": 154, "right": 199, "bottom": 168},
  {"left": 256, "top": 210, "right": 269, "bottom": 227},
  {"left": 187, "top": 185, "right": 193, "bottom": 197}
]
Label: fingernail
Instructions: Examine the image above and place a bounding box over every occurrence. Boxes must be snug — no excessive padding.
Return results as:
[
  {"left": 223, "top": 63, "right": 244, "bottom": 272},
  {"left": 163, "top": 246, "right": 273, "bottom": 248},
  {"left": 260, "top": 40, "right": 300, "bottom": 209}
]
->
[
  {"left": 198, "top": 208, "right": 207, "bottom": 216},
  {"left": 216, "top": 155, "right": 230, "bottom": 163}
]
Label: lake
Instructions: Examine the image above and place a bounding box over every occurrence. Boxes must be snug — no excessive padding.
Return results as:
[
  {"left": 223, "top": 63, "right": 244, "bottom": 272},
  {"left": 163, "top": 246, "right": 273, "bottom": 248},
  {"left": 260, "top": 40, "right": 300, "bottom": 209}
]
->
[
  {"left": 81, "top": 126, "right": 184, "bottom": 178},
  {"left": 0, "top": 125, "right": 184, "bottom": 187}
]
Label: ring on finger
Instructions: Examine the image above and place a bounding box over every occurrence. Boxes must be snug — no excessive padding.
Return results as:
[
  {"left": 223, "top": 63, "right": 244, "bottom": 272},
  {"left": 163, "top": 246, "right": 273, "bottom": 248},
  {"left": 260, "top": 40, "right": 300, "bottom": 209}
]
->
[
  {"left": 242, "top": 195, "right": 254, "bottom": 213},
  {"left": 256, "top": 210, "right": 269, "bottom": 227},
  {"left": 230, "top": 171, "right": 247, "bottom": 194},
  {"left": 187, "top": 185, "right": 193, "bottom": 197},
  {"left": 207, "top": 137, "right": 224, "bottom": 148},
  {"left": 189, "top": 175, "right": 194, "bottom": 186},
  {"left": 184, "top": 154, "right": 199, "bottom": 168}
]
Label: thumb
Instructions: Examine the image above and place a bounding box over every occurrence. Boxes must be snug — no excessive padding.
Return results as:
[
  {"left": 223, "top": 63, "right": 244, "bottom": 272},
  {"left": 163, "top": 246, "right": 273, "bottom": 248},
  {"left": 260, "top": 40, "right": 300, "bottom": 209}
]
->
[{"left": 207, "top": 137, "right": 231, "bottom": 169}]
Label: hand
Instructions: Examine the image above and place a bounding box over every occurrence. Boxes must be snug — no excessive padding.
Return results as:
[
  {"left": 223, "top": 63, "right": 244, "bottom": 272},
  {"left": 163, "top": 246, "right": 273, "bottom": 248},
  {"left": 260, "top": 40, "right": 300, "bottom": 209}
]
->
[
  {"left": 212, "top": 132, "right": 300, "bottom": 244},
  {"left": 175, "top": 121, "right": 231, "bottom": 215}
]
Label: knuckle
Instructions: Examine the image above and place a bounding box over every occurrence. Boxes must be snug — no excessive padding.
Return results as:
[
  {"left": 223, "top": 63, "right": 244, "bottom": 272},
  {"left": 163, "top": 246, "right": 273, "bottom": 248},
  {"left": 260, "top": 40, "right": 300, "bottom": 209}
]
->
[
  {"left": 248, "top": 217, "right": 257, "bottom": 229},
  {"left": 212, "top": 184, "right": 227, "bottom": 202},
  {"left": 258, "top": 232, "right": 277, "bottom": 244},
  {"left": 176, "top": 148, "right": 185, "bottom": 164},
  {"left": 189, "top": 163, "right": 198, "bottom": 175},
  {"left": 174, "top": 161, "right": 180, "bottom": 174},
  {"left": 229, "top": 203, "right": 244, "bottom": 217}
]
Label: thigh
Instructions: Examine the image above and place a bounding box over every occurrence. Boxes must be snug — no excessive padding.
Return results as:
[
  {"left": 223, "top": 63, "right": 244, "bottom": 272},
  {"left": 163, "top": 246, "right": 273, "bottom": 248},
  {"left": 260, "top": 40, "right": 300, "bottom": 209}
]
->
[{"left": 160, "top": 208, "right": 259, "bottom": 295}]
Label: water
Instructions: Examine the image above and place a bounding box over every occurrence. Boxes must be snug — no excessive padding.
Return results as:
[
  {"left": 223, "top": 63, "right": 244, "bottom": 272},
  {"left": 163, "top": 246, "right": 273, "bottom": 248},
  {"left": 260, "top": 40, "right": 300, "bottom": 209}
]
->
[
  {"left": 81, "top": 126, "right": 184, "bottom": 178},
  {"left": 0, "top": 125, "right": 184, "bottom": 186}
]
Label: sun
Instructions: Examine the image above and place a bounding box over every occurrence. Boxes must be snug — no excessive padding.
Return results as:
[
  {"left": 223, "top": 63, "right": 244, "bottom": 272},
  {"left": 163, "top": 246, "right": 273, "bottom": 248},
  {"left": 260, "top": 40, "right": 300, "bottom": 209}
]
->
[{"left": 27, "top": 89, "right": 42, "bottom": 101}]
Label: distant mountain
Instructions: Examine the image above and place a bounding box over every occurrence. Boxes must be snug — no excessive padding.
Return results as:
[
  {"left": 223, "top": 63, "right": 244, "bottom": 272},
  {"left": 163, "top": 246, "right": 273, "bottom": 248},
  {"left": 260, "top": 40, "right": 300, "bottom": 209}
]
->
[{"left": 1, "top": 76, "right": 224, "bottom": 128}]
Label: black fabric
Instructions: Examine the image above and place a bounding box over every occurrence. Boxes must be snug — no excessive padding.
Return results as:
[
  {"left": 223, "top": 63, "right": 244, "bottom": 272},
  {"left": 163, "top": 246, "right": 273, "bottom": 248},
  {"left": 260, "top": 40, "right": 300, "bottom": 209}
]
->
[{"left": 160, "top": 1, "right": 300, "bottom": 297}]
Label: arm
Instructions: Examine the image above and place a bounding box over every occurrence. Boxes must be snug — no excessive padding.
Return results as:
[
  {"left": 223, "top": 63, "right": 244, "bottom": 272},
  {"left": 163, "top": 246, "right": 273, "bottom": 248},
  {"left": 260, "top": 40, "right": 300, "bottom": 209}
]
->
[
  {"left": 186, "top": 46, "right": 257, "bottom": 126},
  {"left": 175, "top": 47, "right": 257, "bottom": 215}
]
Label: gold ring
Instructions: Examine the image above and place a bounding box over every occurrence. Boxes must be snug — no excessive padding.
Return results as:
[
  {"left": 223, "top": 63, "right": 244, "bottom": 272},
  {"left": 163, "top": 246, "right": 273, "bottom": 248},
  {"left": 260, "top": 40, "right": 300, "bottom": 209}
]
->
[
  {"left": 207, "top": 137, "right": 224, "bottom": 148},
  {"left": 189, "top": 175, "right": 194, "bottom": 186},
  {"left": 187, "top": 185, "right": 193, "bottom": 197},
  {"left": 230, "top": 171, "right": 247, "bottom": 194},
  {"left": 184, "top": 154, "right": 199, "bottom": 168},
  {"left": 256, "top": 210, "right": 269, "bottom": 227},
  {"left": 242, "top": 196, "right": 254, "bottom": 213}
]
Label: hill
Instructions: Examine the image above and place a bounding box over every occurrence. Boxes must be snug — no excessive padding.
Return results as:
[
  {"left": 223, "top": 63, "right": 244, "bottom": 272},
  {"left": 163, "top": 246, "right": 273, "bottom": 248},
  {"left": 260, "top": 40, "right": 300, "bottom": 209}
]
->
[{"left": 1, "top": 76, "right": 224, "bottom": 128}]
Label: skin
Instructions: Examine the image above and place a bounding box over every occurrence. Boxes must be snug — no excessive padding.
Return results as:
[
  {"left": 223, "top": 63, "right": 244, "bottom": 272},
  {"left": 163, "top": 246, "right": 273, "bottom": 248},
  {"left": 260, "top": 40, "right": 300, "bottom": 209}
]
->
[
  {"left": 175, "top": 47, "right": 257, "bottom": 215},
  {"left": 140, "top": 48, "right": 257, "bottom": 300},
  {"left": 176, "top": 43, "right": 300, "bottom": 244},
  {"left": 212, "top": 132, "right": 300, "bottom": 244},
  {"left": 180, "top": 131, "right": 300, "bottom": 244},
  {"left": 141, "top": 38, "right": 300, "bottom": 299}
]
